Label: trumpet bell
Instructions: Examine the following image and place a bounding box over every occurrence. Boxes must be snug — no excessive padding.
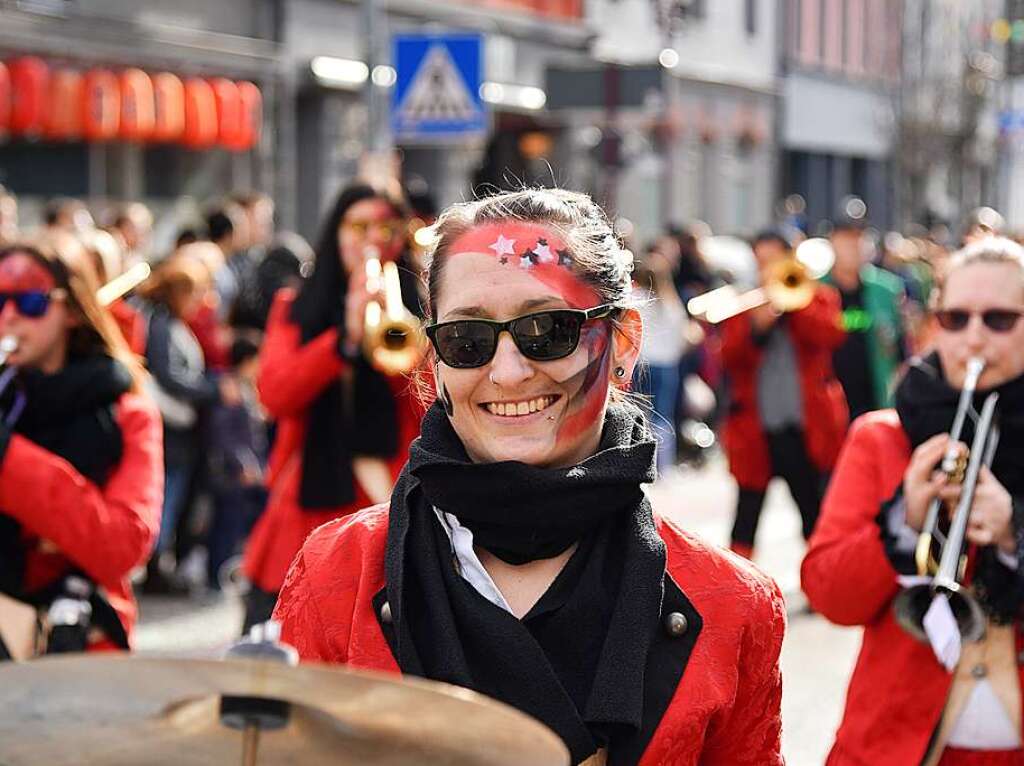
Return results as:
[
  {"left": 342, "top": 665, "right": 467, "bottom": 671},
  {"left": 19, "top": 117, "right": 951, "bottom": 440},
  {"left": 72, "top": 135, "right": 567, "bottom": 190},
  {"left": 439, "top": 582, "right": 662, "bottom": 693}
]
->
[
  {"left": 893, "top": 581, "right": 986, "bottom": 644},
  {"left": 363, "top": 258, "right": 426, "bottom": 376},
  {"left": 763, "top": 258, "right": 815, "bottom": 314},
  {"left": 363, "top": 312, "right": 426, "bottom": 376}
]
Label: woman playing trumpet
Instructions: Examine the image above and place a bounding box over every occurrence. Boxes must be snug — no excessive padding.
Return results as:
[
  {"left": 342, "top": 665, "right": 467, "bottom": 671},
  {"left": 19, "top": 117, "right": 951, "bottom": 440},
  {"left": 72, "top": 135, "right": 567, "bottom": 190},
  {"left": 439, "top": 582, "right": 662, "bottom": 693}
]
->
[
  {"left": 240, "top": 184, "right": 423, "bottom": 632},
  {"left": 0, "top": 239, "right": 161, "bottom": 656},
  {"left": 803, "top": 237, "right": 1024, "bottom": 765}
]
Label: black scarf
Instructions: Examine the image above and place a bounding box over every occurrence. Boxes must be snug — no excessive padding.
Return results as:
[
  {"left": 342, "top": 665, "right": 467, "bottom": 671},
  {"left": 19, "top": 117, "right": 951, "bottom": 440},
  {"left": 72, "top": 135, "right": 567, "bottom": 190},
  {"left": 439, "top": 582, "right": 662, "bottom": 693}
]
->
[
  {"left": 384, "top": 402, "right": 667, "bottom": 764},
  {"left": 0, "top": 355, "right": 131, "bottom": 599},
  {"left": 895, "top": 353, "right": 1024, "bottom": 496},
  {"left": 291, "top": 252, "right": 421, "bottom": 510},
  {"left": 894, "top": 353, "right": 1024, "bottom": 619}
]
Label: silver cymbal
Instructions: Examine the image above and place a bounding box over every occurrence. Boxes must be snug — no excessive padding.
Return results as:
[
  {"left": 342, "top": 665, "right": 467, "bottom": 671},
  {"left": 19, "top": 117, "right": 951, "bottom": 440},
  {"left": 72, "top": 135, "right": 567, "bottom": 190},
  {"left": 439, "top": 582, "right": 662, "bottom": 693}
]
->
[{"left": 0, "top": 655, "right": 570, "bottom": 766}]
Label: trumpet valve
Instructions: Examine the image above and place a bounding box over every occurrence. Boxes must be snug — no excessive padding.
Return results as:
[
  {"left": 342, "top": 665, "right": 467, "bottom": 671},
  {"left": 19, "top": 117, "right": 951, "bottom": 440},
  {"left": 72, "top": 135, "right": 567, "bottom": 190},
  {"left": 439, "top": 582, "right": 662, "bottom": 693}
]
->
[{"left": 947, "top": 450, "right": 969, "bottom": 485}]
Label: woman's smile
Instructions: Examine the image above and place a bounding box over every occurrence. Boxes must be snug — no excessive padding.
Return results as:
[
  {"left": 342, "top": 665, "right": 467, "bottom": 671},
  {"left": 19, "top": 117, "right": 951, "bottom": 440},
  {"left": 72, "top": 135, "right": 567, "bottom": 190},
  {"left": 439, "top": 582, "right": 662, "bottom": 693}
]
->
[{"left": 480, "top": 394, "right": 561, "bottom": 419}]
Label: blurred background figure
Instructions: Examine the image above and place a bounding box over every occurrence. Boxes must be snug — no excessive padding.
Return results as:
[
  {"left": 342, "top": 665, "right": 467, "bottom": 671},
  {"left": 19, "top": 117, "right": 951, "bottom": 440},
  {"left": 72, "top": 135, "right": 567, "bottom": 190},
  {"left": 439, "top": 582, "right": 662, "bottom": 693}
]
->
[
  {"left": 634, "top": 236, "right": 689, "bottom": 473},
  {"left": 108, "top": 203, "right": 154, "bottom": 267},
  {"left": 825, "top": 214, "right": 906, "bottom": 421},
  {"left": 205, "top": 334, "right": 267, "bottom": 593},
  {"left": 138, "top": 254, "right": 235, "bottom": 594},
  {"left": 717, "top": 229, "right": 847, "bottom": 559},
  {"left": 962, "top": 206, "right": 1005, "bottom": 245}
]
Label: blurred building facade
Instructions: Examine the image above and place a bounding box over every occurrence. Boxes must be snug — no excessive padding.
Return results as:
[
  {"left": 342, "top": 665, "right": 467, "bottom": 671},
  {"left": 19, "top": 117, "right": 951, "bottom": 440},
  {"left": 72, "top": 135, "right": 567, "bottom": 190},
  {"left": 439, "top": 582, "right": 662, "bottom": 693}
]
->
[
  {"left": 778, "top": 0, "right": 902, "bottom": 232},
  {"left": 10, "top": 1, "right": 1020, "bottom": 244},
  {"left": 899, "top": 0, "right": 1002, "bottom": 234}
]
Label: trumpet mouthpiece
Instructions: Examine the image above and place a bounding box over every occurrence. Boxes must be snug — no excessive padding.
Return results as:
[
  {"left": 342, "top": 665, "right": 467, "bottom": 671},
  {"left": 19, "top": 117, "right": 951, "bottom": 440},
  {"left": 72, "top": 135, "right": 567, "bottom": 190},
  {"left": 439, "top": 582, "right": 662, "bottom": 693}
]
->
[{"left": 964, "top": 357, "right": 985, "bottom": 389}]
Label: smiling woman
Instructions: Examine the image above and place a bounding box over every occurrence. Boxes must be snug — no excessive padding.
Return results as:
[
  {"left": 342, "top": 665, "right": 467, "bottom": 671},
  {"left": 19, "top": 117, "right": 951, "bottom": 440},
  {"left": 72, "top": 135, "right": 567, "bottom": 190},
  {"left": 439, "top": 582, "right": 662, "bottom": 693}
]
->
[{"left": 274, "top": 188, "right": 786, "bottom": 766}]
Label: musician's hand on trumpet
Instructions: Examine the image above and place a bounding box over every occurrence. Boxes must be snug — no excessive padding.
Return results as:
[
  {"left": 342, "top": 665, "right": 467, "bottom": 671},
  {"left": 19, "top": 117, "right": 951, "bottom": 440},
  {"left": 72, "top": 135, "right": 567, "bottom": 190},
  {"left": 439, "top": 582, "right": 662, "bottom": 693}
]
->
[
  {"left": 341, "top": 260, "right": 373, "bottom": 354},
  {"left": 937, "top": 464, "right": 1015, "bottom": 554},
  {"left": 903, "top": 433, "right": 963, "bottom": 531},
  {"left": 904, "top": 433, "right": 1015, "bottom": 553}
]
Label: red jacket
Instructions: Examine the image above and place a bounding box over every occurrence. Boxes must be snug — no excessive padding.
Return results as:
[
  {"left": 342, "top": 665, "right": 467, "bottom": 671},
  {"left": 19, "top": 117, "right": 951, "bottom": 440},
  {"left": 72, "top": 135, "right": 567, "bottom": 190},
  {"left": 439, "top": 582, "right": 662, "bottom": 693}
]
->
[
  {"left": 720, "top": 287, "right": 848, "bottom": 490},
  {"left": 802, "top": 411, "right": 1024, "bottom": 765},
  {"left": 242, "top": 289, "right": 422, "bottom": 594},
  {"left": 3, "top": 391, "right": 163, "bottom": 648},
  {"left": 274, "top": 505, "right": 786, "bottom": 766}
]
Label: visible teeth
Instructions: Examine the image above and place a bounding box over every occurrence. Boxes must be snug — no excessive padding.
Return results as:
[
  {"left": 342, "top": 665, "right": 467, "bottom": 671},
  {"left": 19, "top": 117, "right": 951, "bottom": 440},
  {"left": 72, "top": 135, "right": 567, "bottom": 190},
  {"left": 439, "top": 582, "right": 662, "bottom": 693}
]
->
[{"left": 485, "top": 396, "right": 556, "bottom": 418}]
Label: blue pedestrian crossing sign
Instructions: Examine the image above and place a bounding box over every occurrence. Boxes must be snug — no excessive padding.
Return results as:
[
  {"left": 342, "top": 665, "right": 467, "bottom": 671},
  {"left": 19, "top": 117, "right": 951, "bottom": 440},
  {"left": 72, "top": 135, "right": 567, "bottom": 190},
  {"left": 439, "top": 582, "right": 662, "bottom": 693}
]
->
[{"left": 392, "top": 34, "right": 486, "bottom": 141}]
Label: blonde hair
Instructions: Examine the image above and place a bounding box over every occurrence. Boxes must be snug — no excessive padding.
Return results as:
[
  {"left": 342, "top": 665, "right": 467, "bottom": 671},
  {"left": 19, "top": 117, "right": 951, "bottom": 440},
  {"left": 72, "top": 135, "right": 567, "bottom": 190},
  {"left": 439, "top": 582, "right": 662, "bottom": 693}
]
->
[{"left": 932, "top": 236, "right": 1024, "bottom": 307}]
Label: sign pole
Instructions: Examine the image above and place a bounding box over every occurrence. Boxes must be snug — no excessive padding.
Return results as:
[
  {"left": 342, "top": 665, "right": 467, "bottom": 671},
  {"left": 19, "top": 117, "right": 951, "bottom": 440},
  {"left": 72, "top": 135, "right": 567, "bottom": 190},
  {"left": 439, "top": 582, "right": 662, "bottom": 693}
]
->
[{"left": 363, "top": 0, "right": 391, "bottom": 154}]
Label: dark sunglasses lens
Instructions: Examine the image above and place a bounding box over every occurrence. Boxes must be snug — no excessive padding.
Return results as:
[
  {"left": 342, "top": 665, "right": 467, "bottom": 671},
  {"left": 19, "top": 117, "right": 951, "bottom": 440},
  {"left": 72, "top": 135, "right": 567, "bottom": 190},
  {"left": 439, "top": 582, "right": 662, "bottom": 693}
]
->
[
  {"left": 512, "top": 311, "right": 582, "bottom": 361},
  {"left": 433, "top": 321, "right": 497, "bottom": 368},
  {"left": 935, "top": 310, "right": 969, "bottom": 331},
  {"left": 16, "top": 292, "right": 50, "bottom": 318},
  {"left": 983, "top": 310, "right": 1022, "bottom": 332}
]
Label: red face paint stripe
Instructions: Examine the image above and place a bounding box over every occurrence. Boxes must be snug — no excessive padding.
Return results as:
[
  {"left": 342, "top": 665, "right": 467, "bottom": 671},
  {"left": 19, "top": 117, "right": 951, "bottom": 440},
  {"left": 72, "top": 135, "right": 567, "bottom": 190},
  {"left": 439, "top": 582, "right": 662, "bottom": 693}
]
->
[{"left": 447, "top": 222, "right": 601, "bottom": 310}]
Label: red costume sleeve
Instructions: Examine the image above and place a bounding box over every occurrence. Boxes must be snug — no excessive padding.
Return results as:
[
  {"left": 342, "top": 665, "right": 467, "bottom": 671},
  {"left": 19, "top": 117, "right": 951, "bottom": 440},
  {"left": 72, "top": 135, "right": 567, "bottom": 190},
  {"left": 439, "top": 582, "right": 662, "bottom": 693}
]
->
[
  {"left": 801, "top": 416, "right": 902, "bottom": 625},
  {"left": 787, "top": 285, "right": 846, "bottom": 349},
  {"left": 701, "top": 576, "right": 786, "bottom": 765},
  {"left": 0, "top": 394, "right": 163, "bottom": 590},
  {"left": 275, "top": 548, "right": 339, "bottom": 662},
  {"left": 257, "top": 290, "right": 346, "bottom": 419}
]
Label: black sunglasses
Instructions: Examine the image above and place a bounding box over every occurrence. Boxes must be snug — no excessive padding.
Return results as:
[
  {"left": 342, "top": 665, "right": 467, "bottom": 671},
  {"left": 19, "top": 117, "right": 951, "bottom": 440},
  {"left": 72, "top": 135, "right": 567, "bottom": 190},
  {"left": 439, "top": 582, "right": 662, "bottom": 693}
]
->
[
  {"left": 934, "top": 308, "right": 1023, "bottom": 333},
  {"left": 0, "top": 289, "right": 64, "bottom": 318},
  {"left": 426, "top": 305, "right": 618, "bottom": 369}
]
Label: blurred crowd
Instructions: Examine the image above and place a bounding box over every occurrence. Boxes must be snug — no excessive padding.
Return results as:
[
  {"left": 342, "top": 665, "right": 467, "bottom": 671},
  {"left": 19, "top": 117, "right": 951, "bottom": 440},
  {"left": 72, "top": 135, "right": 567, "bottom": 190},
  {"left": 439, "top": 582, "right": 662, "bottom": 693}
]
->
[
  {"left": 629, "top": 201, "right": 1007, "bottom": 483},
  {"left": 0, "top": 176, "right": 1011, "bottom": 598}
]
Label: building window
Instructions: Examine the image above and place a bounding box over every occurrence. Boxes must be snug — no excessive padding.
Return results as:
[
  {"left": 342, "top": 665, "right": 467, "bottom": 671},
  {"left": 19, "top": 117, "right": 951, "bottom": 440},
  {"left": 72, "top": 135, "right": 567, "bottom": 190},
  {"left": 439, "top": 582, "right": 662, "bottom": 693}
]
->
[{"left": 745, "top": 0, "right": 756, "bottom": 36}]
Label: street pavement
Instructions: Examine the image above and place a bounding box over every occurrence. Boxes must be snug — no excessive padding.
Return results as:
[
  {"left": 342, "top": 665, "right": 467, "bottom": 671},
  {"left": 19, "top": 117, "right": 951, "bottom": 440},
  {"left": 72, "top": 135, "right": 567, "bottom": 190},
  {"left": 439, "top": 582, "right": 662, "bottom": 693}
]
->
[{"left": 135, "top": 455, "right": 861, "bottom": 765}]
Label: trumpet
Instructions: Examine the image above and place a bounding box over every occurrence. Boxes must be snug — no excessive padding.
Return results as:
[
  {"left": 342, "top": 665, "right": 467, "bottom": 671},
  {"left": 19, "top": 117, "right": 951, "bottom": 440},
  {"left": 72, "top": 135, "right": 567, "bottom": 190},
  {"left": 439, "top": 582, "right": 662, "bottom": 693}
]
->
[
  {"left": 893, "top": 357, "right": 999, "bottom": 644},
  {"left": 362, "top": 247, "right": 425, "bottom": 376},
  {"left": 687, "top": 238, "right": 835, "bottom": 324}
]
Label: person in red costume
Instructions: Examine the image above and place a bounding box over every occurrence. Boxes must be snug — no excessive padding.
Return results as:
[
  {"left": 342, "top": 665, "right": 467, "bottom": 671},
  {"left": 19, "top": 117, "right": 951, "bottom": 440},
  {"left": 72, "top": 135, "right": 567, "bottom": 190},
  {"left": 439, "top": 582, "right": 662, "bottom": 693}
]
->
[
  {"left": 803, "top": 237, "right": 1024, "bottom": 765},
  {"left": 720, "top": 229, "right": 848, "bottom": 559},
  {"left": 0, "top": 240, "right": 162, "bottom": 657},
  {"left": 240, "top": 184, "right": 423, "bottom": 633},
  {"left": 273, "top": 189, "right": 785, "bottom": 766}
]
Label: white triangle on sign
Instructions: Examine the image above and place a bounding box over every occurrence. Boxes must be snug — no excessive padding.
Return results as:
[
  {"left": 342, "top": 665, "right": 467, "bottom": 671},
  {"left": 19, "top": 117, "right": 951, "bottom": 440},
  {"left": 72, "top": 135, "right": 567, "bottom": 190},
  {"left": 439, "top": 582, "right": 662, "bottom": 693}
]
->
[{"left": 397, "top": 45, "right": 480, "bottom": 125}]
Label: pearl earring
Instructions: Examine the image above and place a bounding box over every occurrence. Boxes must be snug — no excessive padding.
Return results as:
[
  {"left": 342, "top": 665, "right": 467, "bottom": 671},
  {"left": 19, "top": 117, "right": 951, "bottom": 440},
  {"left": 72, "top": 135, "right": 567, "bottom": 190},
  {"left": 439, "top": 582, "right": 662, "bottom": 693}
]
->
[{"left": 614, "top": 366, "right": 626, "bottom": 379}]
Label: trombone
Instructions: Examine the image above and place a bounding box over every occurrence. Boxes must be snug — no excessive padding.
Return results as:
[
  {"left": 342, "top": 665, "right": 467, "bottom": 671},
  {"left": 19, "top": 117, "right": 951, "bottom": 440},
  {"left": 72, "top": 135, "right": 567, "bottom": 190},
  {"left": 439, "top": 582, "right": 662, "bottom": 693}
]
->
[
  {"left": 362, "top": 246, "right": 425, "bottom": 376},
  {"left": 687, "top": 237, "right": 835, "bottom": 324},
  {"left": 893, "top": 357, "right": 999, "bottom": 644}
]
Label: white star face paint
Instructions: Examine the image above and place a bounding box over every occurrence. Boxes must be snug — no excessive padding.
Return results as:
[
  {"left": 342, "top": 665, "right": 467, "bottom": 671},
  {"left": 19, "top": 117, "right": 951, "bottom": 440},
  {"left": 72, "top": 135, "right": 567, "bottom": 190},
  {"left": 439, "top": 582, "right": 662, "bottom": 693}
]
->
[{"left": 489, "top": 234, "right": 517, "bottom": 259}]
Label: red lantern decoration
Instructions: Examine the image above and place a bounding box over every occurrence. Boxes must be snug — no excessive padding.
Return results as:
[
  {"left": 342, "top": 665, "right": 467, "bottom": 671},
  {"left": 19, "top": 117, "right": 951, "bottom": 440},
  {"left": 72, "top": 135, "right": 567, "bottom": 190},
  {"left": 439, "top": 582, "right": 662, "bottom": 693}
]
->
[
  {"left": 233, "top": 81, "right": 262, "bottom": 151},
  {"left": 45, "top": 69, "right": 84, "bottom": 141},
  {"left": 119, "top": 68, "right": 155, "bottom": 142},
  {"left": 82, "top": 69, "right": 120, "bottom": 141},
  {"left": 8, "top": 56, "right": 49, "bottom": 136},
  {"left": 182, "top": 77, "right": 217, "bottom": 149},
  {"left": 151, "top": 72, "right": 184, "bottom": 143},
  {"left": 0, "top": 62, "right": 10, "bottom": 134},
  {"left": 210, "top": 78, "right": 242, "bottom": 148}
]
